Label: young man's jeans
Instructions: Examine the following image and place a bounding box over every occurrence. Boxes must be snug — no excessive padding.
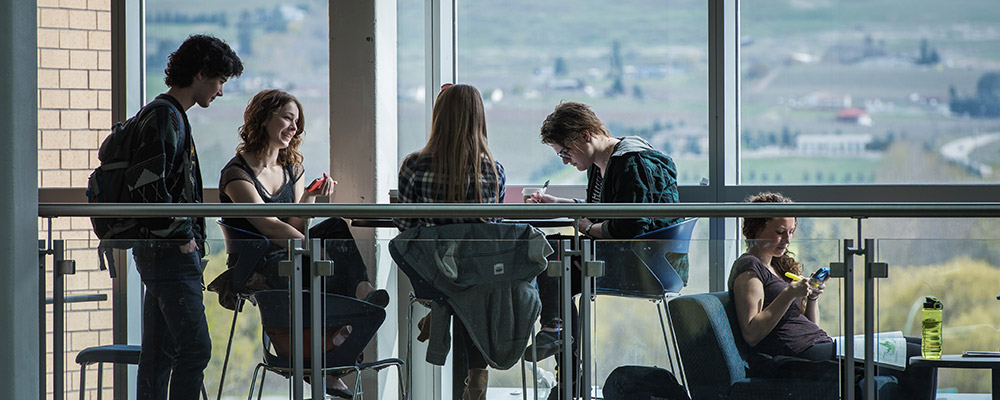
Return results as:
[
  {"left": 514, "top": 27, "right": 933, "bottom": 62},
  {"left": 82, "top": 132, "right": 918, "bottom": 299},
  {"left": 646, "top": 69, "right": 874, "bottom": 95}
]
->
[{"left": 133, "top": 243, "right": 211, "bottom": 400}]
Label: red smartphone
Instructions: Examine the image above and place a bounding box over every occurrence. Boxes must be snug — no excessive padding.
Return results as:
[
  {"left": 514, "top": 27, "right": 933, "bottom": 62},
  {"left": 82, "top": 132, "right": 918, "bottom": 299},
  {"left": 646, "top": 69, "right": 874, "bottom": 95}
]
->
[{"left": 307, "top": 176, "right": 326, "bottom": 191}]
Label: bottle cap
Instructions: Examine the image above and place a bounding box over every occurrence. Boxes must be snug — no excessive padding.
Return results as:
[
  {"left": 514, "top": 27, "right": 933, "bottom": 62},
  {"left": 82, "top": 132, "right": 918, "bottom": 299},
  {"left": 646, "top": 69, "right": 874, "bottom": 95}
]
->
[{"left": 924, "top": 296, "right": 942, "bottom": 309}]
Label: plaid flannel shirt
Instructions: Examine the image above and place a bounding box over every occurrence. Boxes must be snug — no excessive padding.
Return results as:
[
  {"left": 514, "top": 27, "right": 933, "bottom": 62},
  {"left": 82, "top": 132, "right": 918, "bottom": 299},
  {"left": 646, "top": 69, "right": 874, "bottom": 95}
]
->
[{"left": 394, "top": 152, "right": 506, "bottom": 232}]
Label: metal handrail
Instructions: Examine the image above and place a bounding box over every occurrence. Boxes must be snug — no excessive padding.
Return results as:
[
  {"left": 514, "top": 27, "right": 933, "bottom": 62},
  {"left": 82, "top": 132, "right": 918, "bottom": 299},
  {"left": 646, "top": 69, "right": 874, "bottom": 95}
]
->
[{"left": 37, "top": 202, "right": 1000, "bottom": 219}]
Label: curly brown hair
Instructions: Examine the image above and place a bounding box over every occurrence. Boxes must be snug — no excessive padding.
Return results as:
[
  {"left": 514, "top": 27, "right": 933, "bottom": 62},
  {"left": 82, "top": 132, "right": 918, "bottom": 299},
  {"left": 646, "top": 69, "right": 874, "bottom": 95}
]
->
[
  {"left": 236, "top": 89, "right": 304, "bottom": 167},
  {"left": 742, "top": 191, "right": 803, "bottom": 277}
]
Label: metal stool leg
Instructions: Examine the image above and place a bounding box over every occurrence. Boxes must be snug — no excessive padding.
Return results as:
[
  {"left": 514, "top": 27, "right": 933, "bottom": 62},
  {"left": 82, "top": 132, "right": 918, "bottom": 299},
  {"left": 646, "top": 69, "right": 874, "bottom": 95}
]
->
[
  {"left": 217, "top": 297, "right": 244, "bottom": 400},
  {"left": 96, "top": 362, "right": 104, "bottom": 400},
  {"left": 78, "top": 363, "right": 87, "bottom": 400}
]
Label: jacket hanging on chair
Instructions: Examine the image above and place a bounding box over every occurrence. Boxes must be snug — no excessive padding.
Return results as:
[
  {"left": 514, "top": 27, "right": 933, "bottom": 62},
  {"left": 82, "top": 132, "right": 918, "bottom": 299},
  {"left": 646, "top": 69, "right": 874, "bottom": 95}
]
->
[{"left": 390, "top": 222, "right": 552, "bottom": 369}]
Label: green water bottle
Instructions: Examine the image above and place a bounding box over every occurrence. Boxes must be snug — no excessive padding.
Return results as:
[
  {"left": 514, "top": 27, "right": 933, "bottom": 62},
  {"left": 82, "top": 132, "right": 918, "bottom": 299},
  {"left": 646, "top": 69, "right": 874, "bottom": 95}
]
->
[{"left": 921, "top": 296, "right": 943, "bottom": 359}]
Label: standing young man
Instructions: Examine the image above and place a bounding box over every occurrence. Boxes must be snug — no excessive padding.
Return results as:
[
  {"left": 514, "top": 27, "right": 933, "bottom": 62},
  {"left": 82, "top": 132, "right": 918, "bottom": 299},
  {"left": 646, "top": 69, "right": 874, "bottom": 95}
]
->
[{"left": 127, "top": 34, "right": 243, "bottom": 399}]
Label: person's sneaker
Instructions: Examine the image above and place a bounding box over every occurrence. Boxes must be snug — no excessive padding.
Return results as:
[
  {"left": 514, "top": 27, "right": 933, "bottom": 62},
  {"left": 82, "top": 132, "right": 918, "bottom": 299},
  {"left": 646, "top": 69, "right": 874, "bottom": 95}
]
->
[
  {"left": 364, "top": 289, "right": 390, "bottom": 308},
  {"left": 524, "top": 330, "right": 574, "bottom": 362}
]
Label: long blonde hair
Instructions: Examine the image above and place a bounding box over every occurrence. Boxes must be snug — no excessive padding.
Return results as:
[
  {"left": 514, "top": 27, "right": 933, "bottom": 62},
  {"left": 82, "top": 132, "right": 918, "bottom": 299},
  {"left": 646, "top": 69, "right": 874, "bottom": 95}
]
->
[
  {"left": 742, "top": 192, "right": 803, "bottom": 277},
  {"left": 421, "top": 84, "right": 499, "bottom": 203}
]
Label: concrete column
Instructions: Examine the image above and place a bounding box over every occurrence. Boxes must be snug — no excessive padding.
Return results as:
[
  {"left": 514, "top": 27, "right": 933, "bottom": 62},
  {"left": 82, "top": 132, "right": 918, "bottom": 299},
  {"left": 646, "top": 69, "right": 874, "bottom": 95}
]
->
[
  {"left": 330, "top": 1, "right": 399, "bottom": 398},
  {"left": 0, "top": 1, "right": 39, "bottom": 399}
]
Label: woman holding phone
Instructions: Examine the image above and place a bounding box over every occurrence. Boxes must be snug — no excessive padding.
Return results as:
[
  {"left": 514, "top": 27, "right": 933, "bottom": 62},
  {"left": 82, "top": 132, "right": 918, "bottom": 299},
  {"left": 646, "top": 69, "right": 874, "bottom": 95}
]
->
[
  {"left": 215, "top": 89, "right": 387, "bottom": 397},
  {"left": 730, "top": 192, "right": 935, "bottom": 399}
]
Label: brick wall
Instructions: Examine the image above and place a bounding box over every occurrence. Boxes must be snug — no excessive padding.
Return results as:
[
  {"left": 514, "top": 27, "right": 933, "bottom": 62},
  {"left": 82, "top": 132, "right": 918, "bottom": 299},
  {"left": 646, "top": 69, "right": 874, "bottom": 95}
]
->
[{"left": 38, "top": 0, "right": 113, "bottom": 399}]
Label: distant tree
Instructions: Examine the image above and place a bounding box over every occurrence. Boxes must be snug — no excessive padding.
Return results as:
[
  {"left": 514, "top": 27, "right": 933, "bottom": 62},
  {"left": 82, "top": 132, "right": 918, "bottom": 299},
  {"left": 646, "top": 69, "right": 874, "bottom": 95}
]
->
[
  {"left": 916, "top": 38, "right": 940, "bottom": 65},
  {"left": 662, "top": 141, "right": 673, "bottom": 155},
  {"left": 554, "top": 57, "right": 568, "bottom": 76},
  {"left": 780, "top": 126, "right": 794, "bottom": 148},
  {"left": 684, "top": 136, "right": 701, "bottom": 155},
  {"left": 238, "top": 11, "right": 254, "bottom": 56},
  {"left": 950, "top": 72, "right": 1000, "bottom": 117},
  {"left": 632, "top": 84, "right": 644, "bottom": 100},
  {"left": 976, "top": 72, "right": 1000, "bottom": 99},
  {"left": 608, "top": 76, "right": 625, "bottom": 97},
  {"left": 610, "top": 40, "right": 624, "bottom": 77}
]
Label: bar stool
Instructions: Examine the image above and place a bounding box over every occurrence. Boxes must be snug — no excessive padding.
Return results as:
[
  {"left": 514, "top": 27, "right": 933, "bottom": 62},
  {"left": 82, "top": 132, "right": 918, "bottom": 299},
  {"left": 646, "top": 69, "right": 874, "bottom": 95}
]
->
[{"left": 75, "top": 344, "right": 208, "bottom": 400}]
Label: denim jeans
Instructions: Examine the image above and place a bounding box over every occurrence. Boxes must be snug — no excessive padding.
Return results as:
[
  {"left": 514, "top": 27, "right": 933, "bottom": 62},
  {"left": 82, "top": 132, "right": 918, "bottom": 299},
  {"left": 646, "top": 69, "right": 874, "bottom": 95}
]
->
[{"left": 133, "top": 243, "right": 211, "bottom": 400}]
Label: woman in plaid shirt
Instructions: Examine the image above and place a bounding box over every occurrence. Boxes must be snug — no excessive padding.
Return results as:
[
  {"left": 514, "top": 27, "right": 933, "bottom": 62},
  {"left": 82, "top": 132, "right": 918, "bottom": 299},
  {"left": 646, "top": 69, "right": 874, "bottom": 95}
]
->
[
  {"left": 394, "top": 84, "right": 504, "bottom": 400},
  {"left": 394, "top": 84, "right": 506, "bottom": 231}
]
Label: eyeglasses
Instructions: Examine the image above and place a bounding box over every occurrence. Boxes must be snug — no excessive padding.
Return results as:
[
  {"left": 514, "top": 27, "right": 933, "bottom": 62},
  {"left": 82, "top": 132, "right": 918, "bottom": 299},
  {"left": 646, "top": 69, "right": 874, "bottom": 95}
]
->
[
  {"left": 440, "top": 83, "right": 454, "bottom": 90},
  {"left": 556, "top": 147, "right": 571, "bottom": 159}
]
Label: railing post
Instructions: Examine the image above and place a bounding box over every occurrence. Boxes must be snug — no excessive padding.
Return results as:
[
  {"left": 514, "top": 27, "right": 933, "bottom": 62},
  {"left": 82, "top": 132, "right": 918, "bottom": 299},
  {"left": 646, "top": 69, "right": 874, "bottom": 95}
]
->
[
  {"left": 38, "top": 239, "right": 48, "bottom": 400},
  {"left": 279, "top": 238, "right": 306, "bottom": 400},
  {"left": 311, "top": 237, "right": 332, "bottom": 400},
  {"left": 579, "top": 238, "right": 603, "bottom": 400},
  {"left": 840, "top": 238, "right": 857, "bottom": 400},
  {"left": 52, "top": 239, "right": 77, "bottom": 399}
]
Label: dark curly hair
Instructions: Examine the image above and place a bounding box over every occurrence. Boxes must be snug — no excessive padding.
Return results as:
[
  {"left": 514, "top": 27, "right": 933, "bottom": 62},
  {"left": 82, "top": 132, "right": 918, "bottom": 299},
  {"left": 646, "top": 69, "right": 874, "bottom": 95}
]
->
[
  {"left": 742, "top": 192, "right": 803, "bottom": 277},
  {"left": 236, "top": 89, "right": 304, "bottom": 167},
  {"left": 164, "top": 34, "right": 243, "bottom": 88},
  {"left": 539, "top": 101, "right": 611, "bottom": 148}
]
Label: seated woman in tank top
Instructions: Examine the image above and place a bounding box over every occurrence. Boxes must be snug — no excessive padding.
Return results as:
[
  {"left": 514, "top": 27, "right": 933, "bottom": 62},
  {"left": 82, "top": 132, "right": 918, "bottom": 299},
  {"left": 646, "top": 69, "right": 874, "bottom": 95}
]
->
[
  {"left": 729, "top": 192, "right": 935, "bottom": 400},
  {"left": 215, "top": 89, "right": 387, "bottom": 398},
  {"left": 217, "top": 89, "right": 386, "bottom": 305}
]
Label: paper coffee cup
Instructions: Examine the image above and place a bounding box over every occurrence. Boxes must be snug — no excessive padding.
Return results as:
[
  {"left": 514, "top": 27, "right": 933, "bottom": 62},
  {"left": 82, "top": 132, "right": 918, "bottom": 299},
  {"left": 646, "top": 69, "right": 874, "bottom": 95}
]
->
[{"left": 521, "top": 187, "right": 543, "bottom": 202}]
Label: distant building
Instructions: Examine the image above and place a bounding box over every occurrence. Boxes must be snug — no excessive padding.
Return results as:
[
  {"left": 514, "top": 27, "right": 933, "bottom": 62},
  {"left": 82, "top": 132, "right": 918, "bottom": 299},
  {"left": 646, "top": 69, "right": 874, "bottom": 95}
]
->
[
  {"left": 836, "top": 107, "right": 873, "bottom": 126},
  {"left": 796, "top": 133, "right": 873, "bottom": 156}
]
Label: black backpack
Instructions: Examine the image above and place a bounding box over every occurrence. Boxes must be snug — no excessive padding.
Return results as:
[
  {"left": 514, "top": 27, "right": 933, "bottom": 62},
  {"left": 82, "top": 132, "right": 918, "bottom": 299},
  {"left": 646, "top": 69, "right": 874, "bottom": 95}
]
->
[
  {"left": 86, "top": 98, "right": 185, "bottom": 277},
  {"left": 603, "top": 365, "right": 690, "bottom": 400}
]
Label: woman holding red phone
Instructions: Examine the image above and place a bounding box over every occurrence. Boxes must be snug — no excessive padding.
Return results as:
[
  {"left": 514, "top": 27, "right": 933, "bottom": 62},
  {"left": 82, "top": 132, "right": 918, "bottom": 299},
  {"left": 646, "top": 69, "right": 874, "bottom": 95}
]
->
[{"left": 214, "top": 89, "right": 387, "bottom": 398}]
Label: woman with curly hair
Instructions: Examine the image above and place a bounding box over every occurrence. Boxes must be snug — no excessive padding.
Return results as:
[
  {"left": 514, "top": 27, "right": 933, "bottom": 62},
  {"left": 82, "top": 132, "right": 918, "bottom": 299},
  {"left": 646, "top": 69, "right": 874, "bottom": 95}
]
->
[
  {"left": 216, "top": 89, "right": 386, "bottom": 398},
  {"left": 729, "top": 192, "right": 935, "bottom": 399}
]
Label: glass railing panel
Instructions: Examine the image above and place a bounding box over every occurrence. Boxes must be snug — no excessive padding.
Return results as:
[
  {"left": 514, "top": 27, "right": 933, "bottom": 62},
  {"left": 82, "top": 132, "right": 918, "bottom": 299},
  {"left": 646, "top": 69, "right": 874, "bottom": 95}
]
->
[
  {"left": 586, "top": 237, "right": 844, "bottom": 399},
  {"left": 876, "top": 238, "right": 1000, "bottom": 398},
  {"left": 384, "top": 229, "right": 552, "bottom": 399}
]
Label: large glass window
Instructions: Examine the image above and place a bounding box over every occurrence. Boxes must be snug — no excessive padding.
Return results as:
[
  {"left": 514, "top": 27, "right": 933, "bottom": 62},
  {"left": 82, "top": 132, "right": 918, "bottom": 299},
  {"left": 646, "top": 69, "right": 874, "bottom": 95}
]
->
[
  {"left": 397, "top": 0, "right": 427, "bottom": 160},
  {"left": 456, "top": 0, "right": 709, "bottom": 186},
  {"left": 145, "top": 1, "right": 330, "bottom": 188},
  {"left": 740, "top": 0, "right": 1000, "bottom": 185}
]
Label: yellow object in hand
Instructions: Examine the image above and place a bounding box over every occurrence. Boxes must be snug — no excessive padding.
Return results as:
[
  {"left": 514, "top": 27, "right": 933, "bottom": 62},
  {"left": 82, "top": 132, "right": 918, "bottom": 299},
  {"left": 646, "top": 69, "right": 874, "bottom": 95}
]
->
[{"left": 784, "top": 272, "right": 820, "bottom": 287}]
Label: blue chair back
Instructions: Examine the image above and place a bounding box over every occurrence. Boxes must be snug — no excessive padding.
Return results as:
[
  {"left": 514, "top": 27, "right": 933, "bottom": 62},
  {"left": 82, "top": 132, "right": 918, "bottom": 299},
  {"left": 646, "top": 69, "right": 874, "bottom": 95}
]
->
[
  {"left": 217, "top": 220, "right": 270, "bottom": 294},
  {"left": 251, "top": 289, "right": 385, "bottom": 369},
  {"left": 667, "top": 292, "right": 750, "bottom": 399},
  {"left": 595, "top": 218, "right": 697, "bottom": 298}
]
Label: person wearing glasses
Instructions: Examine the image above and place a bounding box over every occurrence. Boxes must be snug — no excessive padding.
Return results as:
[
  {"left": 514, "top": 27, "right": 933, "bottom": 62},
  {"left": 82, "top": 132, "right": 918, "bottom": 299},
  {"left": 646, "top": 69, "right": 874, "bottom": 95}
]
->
[
  {"left": 525, "top": 101, "right": 682, "bottom": 399},
  {"left": 394, "top": 84, "right": 505, "bottom": 400}
]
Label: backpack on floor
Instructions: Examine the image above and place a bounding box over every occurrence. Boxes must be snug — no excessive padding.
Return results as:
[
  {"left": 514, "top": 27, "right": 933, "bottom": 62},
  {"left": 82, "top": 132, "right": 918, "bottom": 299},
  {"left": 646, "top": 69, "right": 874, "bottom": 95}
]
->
[
  {"left": 603, "top": 365, "right": 690, "bottom": 400},
  {"left": 86, "top": 98, "right": 184, "bottom": 277}
]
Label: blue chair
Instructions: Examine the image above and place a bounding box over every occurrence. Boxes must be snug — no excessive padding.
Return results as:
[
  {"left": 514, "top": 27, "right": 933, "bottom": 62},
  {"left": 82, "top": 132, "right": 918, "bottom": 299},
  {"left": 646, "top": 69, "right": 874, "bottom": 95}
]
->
[
  {"left": 214, "top": 220, "right": 271, "bottom": 400},
  {"left": 594, "top": 217, "right": 698, "bottom": 379},
  {"left": 248, "top": 289, "right": 406, "bottom": 400},
  {"left": 667, "top": 292, "right": 902, "bottom": 399}
]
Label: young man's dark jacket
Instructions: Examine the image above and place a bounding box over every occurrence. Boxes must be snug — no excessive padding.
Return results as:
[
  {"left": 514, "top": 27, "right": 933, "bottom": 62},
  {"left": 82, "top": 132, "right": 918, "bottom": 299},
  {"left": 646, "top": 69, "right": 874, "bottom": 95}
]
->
[
  {"left": 125, "top": 93, "right": 205, "bottom": 245},
  {"left": 585, "top": 135, "right": 681, "bottom": 238}
]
